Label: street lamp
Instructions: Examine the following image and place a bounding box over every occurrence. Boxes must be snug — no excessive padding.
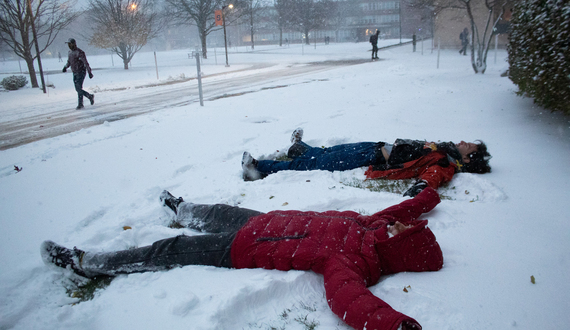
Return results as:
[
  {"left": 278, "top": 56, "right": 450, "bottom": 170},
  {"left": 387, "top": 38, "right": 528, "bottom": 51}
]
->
[{"left": 222, "top": 4, "right": 233, "bottom": 67}]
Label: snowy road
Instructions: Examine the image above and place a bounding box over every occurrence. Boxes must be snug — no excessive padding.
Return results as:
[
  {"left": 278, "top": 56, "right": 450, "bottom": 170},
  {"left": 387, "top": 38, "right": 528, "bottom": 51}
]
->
[{"left": 0, "top": 59, "right": 369, "bottom": 150}]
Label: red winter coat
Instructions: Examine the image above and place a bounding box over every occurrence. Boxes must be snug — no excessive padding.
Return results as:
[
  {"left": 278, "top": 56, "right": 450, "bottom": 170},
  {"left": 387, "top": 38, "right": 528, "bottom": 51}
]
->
[
  {"left": 365, "top": 151, "right": 458, "bottom": 189},
  {"left": 231, "top": 188, "right": 443, "bottom": 330}
]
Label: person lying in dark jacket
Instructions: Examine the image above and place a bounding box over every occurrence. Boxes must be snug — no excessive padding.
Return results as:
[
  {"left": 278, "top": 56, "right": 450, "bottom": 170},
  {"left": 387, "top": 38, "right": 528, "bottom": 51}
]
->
[
  {"left": 242, "top": 128, "right": 491, "bottom": 197},
  {"left": 42, "top": 188, "right": 443, "bottom": 330}
]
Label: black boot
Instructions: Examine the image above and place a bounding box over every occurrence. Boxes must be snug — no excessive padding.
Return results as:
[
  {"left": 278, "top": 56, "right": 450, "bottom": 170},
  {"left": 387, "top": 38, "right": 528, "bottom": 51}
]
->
[
  {"left": 287, "top": 142, "right": 308, "bottom": 158},
  {"left": 41, "top": 241, "right": 88, "bottom": 277},
  {"left": 159, "top": 190, "right": 183, "bottom": 215}
]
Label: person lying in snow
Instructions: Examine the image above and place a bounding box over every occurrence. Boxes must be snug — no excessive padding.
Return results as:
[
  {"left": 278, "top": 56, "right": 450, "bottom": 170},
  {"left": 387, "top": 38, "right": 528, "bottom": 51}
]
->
[
  {"left": 42, "top": 188, "right": 444, "bottom": 330},
  {"left": 242, "top": 128, "right": 491, "bottom": 197}
]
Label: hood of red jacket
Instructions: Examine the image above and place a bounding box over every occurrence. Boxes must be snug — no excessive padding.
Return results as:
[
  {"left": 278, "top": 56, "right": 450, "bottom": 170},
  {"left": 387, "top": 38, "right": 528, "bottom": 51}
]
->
[{"left": 375, "top": 219, "right": 444, "bottom": 274}]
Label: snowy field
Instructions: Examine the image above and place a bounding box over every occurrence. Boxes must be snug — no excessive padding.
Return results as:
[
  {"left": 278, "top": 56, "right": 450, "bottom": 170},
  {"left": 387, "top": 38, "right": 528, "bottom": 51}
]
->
[{"left": 0, "top": 40, "right": 569, "bottom": 330}]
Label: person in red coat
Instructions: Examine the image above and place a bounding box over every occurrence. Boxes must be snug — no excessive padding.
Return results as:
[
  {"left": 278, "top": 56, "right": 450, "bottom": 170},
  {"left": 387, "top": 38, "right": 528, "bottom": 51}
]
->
[
  {"left": 242, "top": 128, "right": 491, "bottom": 197},
  {"left": 42, "top": 188, "right": 444, "bottom": 330}
]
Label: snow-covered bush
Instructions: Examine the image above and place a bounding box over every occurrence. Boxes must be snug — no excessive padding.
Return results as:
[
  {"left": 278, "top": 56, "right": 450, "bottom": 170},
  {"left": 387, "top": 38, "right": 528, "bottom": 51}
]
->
[
  {"left": 1, "top": 75, "right": 28, "bottom": 91},
  {"left": 507, "top": 0, "right": 570, "bottom": 115}
]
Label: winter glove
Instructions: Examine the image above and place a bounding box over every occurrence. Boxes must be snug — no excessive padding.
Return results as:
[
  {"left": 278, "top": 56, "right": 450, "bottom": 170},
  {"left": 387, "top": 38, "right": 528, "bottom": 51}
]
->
[
  {"left": 401, "top": 320, "right": 422, "bottom": 330},
  {"left": 62, "top": 66, "right": 67, "bottom": 73},
  {"left": 88, "top": 72, "right": 93, "bottom": 79},
  {"left": 403, "top": 180, "right": 428, "bottom": 198}
]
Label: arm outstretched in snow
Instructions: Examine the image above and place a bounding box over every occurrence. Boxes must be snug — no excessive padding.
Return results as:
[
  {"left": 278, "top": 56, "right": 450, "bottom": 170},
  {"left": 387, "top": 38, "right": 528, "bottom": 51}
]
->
[
  {"left": 372, "top": 187, "right": 440, "bottom": 223},
  {"left": 323, "top": 253, "right": 422, "bottom": 330}
]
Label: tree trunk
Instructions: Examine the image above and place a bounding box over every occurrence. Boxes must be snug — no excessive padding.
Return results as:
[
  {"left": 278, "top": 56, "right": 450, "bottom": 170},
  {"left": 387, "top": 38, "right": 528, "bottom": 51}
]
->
[
  {"left": 19, "top": 31, "right": 38, "bottom": 87},
  {"left": 24, "top": 54, "right": 39, "bottom": 88},
  {"left": 119, "top": 44, "right": 129, "bottom": 69},
  {"left": 250, "top": 12, "right": 254, "bottom": 50},
  {"left": 305, "top": 28, "right": 311, "bottom": 45},
  {"left": 200, "top": 30, "right": 208, "bottom": 59}
]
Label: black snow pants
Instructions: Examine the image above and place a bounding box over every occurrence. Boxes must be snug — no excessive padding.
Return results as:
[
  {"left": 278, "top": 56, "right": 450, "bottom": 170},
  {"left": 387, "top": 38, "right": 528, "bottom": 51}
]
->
[
  {"left": 82, "top": 203, "right": 264, "bottom": 277},
  {"left": 73, "top": 70, "right": 90, "bottom": 106}
]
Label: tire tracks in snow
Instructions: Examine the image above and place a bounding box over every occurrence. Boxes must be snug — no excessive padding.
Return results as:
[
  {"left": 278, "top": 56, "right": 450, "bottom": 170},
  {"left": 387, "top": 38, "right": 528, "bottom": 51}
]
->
[{"left": 0, "top": 59, "right": 369, "bottom": 150}]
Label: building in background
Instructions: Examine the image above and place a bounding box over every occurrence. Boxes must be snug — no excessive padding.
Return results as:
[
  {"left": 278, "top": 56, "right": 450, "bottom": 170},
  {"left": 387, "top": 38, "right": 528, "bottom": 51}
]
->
[
  {"left": 433, "top": 1, "right": 513, "bottom": 49},
  {"left": 225, "top": 0, "right": 433, "bottom": 47}
]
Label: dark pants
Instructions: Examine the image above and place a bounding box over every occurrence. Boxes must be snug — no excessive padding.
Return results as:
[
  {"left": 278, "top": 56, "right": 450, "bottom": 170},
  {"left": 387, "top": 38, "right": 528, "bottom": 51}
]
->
[
  {"left": 372, "top": 44, "right": 379, "bottom": 59},
  {"left": 255, "top": 141, "right": 385, "bottom": 175},
  {"left": 82, "top": 204, "right": 264, "bottom": 276},
  {"left": 460, "top": 42, "right": 468, "bottom": 55},
  {"left": 73, "top": 71, "right": 91, "bottom": 106}
]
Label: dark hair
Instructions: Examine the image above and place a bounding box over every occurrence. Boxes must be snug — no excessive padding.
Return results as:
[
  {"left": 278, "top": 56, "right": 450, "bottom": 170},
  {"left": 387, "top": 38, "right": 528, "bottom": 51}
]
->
[{"left": 462, "top": 140, "right": 491, "bottom": 174}]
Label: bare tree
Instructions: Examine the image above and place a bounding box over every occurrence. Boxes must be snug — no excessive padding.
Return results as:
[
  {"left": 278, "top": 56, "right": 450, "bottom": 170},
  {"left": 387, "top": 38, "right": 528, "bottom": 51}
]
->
[
  {"left": 288, "top": 0, "right": 333, "bottom": 45},
  {"left": 165, "top": 0, "right": 225, "bottom": 59},
  {"left": 462, "top": 0, "right": 508, "bottom": 73},
  {"left": 240, "top": 0, "right": 268, "bottom": 50},
  {"left": 328, "top": 0, "right": 361, "bottom": 42},
  {"left": 0, "top": 0, "right": 78, "bottom": 87},
  {"left": 406, "top": 0, "right": 509, "bottom": 74},
  {"left": 272, "top": 0, "right": 293, "bottom": 46},
  {"left": 87, "top": 0, "right": 161, "bottom": 69}
]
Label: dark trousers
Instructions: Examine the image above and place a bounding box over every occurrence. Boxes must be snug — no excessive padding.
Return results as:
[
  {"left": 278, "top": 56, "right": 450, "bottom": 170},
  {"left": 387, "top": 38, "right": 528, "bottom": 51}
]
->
[
  {"left": 372, "top": 44, "right": 379, "bottom": 59},
  {"left": 73, "top": 71, "right": 90, "bottom": 105},
  {"left": 255, "top": 141, "right": 385, "bottom": 175},
  {"left": 460, "top": 42, "right": 468, "bottom": 55},
  {"left": 82, "top": 204, "right": 264, "bottom": 276}
]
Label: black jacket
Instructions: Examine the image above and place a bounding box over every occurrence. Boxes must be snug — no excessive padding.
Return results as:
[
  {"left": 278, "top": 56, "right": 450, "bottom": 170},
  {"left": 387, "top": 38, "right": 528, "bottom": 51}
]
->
[{"left": 65, "top": 48, "right": 92, "bottom": 75}]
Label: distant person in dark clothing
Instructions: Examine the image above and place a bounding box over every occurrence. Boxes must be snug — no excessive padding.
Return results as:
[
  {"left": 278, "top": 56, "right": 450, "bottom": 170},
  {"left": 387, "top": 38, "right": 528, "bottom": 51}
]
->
[
  {"left": 63, "top": 38, "right": 94, "bottom": 110},
  {"left": 459, "top": 28, "right": 469, "bottom": 55},
  {"left": 369, "top": 30, "right": 380, "bottom": 60}
]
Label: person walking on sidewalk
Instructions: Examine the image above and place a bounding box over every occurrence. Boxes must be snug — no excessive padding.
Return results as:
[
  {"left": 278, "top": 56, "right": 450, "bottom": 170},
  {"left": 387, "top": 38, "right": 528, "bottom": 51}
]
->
[
  {"left": 63, "top": 38, "right": 94, "bottom": 110},
  {"left": 459, "top": 28, "right": 469, "bottom": 55},
  {"left": 370, "top": 29, "right": 380, "bottom": 60}
]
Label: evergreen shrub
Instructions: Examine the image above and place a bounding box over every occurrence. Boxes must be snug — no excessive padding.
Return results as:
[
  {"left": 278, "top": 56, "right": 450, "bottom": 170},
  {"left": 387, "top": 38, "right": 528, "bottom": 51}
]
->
[
  {"left": 508, "top": 0, "right": 570, "bottom": 114},
  {"left": 1, "top": 75, "right": 28, "bottom": 90}
]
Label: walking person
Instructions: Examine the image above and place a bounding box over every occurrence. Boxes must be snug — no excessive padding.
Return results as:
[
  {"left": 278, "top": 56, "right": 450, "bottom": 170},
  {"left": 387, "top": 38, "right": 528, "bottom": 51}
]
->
[
  {"left": 41, "top": 187, "right": 443, "bottom": 330},
  {"left": 62, "top": 38, "right": 94, "bottom": 110},
  {"left": 370, "top": 29, "right": 380, "bottom": 60},
  {"left": 459, "top": 28, "right": 469, "bottom": 55}
]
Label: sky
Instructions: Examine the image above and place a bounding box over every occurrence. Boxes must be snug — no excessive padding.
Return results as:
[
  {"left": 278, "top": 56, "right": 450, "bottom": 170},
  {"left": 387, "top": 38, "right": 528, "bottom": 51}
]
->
[{"left": 1, "top": 41, "right": 569, "bottom": 330}]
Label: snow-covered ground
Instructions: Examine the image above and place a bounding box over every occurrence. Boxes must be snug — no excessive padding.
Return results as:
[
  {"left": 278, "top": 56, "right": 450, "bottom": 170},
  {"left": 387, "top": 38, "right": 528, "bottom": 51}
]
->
[{"left": 0, "top": 40, "right": 569, "bottom": 330}]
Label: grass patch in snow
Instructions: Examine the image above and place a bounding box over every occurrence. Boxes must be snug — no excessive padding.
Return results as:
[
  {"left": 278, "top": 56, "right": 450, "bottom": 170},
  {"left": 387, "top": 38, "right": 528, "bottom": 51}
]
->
[
  {"left": 341, "top": 178, "right": 415, "bottom": 195},
  {"left": 66, "top": 275, "right": 114, "bottom": 303},
  {"left": 245, "top": 300, "right": 325, "bottom": 330},
  {"left": 341, "top": 177, "right": 455, "bottom": 200}
]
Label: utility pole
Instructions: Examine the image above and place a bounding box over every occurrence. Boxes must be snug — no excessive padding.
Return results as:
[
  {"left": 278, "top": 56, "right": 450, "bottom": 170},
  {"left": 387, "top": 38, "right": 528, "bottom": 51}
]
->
[
  {"left": 399, "top": 0, "right": 402, "bottom": 44},
  {"left": 222, "top": 4, "right": 233, "bottom": 67}
]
